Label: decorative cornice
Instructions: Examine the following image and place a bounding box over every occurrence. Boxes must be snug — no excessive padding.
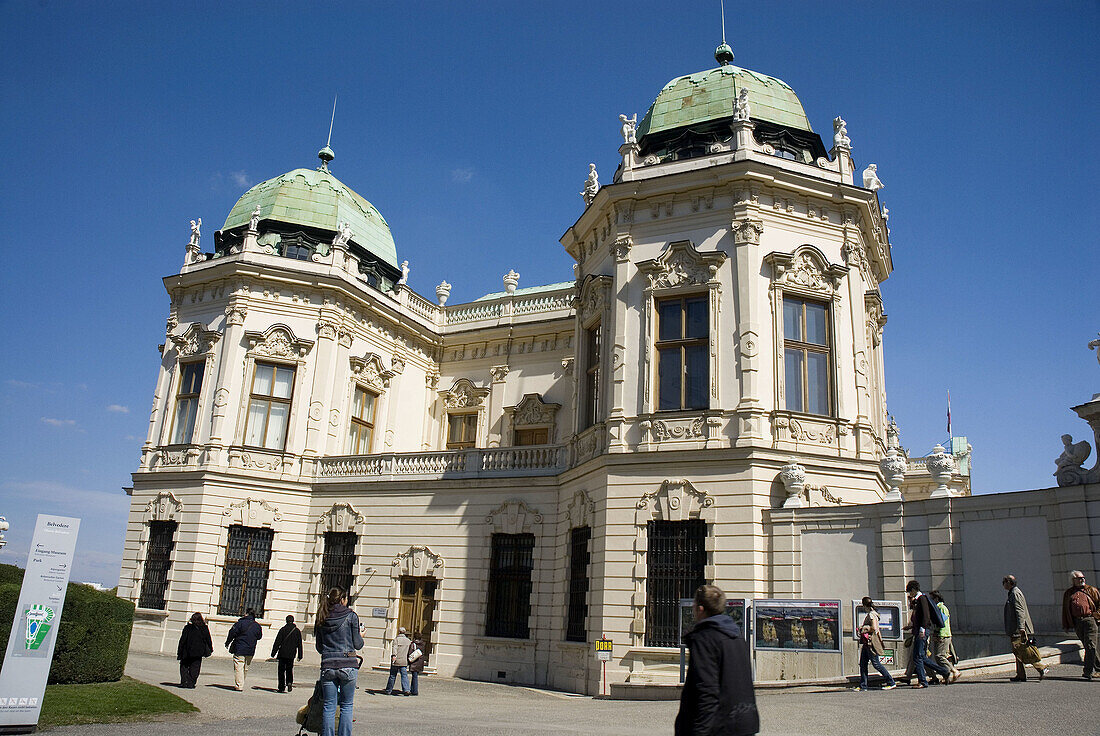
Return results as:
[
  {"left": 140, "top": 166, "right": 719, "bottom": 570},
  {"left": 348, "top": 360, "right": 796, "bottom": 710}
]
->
[{"left": 637, "top": 240, "right": 725, "bottom": 290}]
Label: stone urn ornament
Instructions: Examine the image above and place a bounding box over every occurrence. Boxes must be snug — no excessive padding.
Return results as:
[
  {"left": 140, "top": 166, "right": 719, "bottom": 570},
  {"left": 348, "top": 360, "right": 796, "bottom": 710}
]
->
[
  {"left": 926, "top": 444, "right": 955, "bottom": 498},
  {"left": 779, "top": 462, "right": 807, "bottom": 508},
  {"left": 436, "top": 280, "right": 452, "bottom": 306},
  {"left": 880, "top": 446, "right": 906, "bottom": 502}
]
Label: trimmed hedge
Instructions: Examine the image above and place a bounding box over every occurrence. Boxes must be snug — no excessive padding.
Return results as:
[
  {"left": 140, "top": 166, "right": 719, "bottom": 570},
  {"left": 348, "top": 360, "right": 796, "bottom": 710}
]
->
[{"left": 0, "top": 563, "right": 134, "bottom": 684}]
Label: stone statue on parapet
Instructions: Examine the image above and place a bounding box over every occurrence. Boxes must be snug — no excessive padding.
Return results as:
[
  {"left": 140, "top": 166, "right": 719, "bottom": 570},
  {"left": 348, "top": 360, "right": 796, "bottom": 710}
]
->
[
  {"left": 581, "top": 164, "right": 599, "bottom": 206},
  {"left": 619, "top": 114, "right": 637, "bottom": 145},
  {"left": 862, "top": 164, "right": 884, "bottom": 191},
  {"left": 1090, "top": 332, "right": 1100, "bottom": 367},
  {"left": 398, "top": 260, "right": 410, "bottom": 286},
  {"left": 189, "top": 218, "right": 202, "bottom": 247},
  {"left": 332, "top": 221, "right": 352, "bottom": 247},
  {"left": 249, "top": 205, "right": 261, "bottom": 232},
  {"left": 833, "top": 117, "right": 851, "bottom": 150},
  {"left": 734, "top": 89, "right": 751, "bottom": 122},
  {"left": 1055, "top": 434, "right": 1092, "bottom": 487}
]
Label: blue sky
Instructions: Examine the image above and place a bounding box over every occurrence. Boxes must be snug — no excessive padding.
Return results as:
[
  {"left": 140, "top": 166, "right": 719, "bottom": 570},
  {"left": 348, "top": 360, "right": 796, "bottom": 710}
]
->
[{"left": 0, "top": 2, "right": 1097, "bottom": 586}]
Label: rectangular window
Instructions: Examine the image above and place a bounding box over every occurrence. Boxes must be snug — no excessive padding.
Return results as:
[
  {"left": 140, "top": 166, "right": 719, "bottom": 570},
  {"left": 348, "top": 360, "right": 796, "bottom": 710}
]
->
[
  {"left": 566, "top": 526, "right": 591, "bottom": 642},
  {"left": 446, "top": 412, "right": 478, "bottom": 449},
  {"left": 645, "top": 519, "right": 707, "bottom": 648},
  {"left": 320, "top": 531, "right": 357, "bottom": 603},
  {"left": 514, "top": 427, "right": 549, "bottom": 446},
  {"left": 656, "top": 296, "right": 709, "bottom": 411},
  {"left": 217, "top": 525, "right": 274, "bottom": 617},
  {"left": 581, "top": 322, "right": 601, "bottom": 430},
  {"left": 486, "top": 533, "right": 535, "bottom": 639},
  {"left": 783, "top": 297, "right": 832, "bottom": 416},
  {"left": 243, "top": 362, "right": 295, "bottom": 450},
  {"left": 138, "top": 520, "right": 177, "bottom": 610},
  {"left": 347, "top": 386, "right": 377, "bottom": 454},
  {"left": 171, "top": 363, "right": 204, "bottom": 444}
]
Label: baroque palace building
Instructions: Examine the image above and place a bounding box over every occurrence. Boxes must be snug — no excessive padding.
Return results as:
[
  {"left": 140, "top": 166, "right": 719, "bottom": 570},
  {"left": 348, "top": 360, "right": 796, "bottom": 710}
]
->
[{"left": 119, "top": 43, "right": 972, "bottom": 692}]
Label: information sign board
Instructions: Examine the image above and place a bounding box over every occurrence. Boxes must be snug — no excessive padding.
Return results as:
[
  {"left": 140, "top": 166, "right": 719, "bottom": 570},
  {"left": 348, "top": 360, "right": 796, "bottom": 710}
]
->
[
  {"left": 0, "top": 515, "right": 80, "bottom": 733},
  {"left": 752, "top": 599, "right": 841, "bottom": 652},
  {"left": 594, "top": 638, "right": 613, "bottom": 661},
  {"left": 850, "top": 600, "right": 905, "bottom": 641}
]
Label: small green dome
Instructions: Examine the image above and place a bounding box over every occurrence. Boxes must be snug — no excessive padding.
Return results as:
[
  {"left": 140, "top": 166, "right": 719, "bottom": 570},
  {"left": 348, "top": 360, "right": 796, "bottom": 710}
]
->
[
  {"left": 222, "top": 167, "right": 398, "bottom": 269},
  {"left": 637, "top": 64, "right": 813, "bottom": 140},
  {"left": 714, "top": 43, "right": 734, "bottom": 65}
]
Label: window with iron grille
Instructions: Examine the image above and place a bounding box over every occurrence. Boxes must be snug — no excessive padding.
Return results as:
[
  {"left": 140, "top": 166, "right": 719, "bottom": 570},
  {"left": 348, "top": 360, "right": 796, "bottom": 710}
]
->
[
  {"left": 320, "top": 531, "right": 357, "bottom": 603},
  {"left": 566, "top": 526, "right": 591, "bottom": 642},
  {"left": 138, "top": 520, "right": 177, "bottom": 610},
  {"left": 645, "top": 519, "right": 707, "bottom": 647},
  {"left": 486, "top": 533, "right": 535, "bottom": 639},
  {"left": 218, "top": 525, "right": 274, "bottom": 617},
  {"left": 656, "top": 295, "right": 709, "bottom": 411}
]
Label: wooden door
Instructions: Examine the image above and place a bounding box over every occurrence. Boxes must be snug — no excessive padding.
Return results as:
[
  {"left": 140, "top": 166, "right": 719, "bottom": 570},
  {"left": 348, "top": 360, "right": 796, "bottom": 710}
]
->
[{"left": 398, "top": 576, "right": 438, "bottom": 655}]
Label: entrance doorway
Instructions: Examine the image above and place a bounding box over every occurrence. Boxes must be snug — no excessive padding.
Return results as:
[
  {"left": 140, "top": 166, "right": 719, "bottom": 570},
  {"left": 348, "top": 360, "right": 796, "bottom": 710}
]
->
[{"left": 398, "top": 576, "right": 438, "bottom": 656}]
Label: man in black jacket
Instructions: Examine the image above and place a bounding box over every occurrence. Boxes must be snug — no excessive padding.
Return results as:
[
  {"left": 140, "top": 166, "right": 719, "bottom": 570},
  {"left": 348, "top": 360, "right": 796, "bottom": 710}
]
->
[
  {"left": 905, "top": 580, "right": 951, "bottom": 688},
  {"left": 225, "top": 608, "right": 263, "bottom": 691},
  {"left": 675, "top": 585, "right": 759, "bottom": 736},
  {"left": 271, "top": 614, "right": 303, "bottom": 693}
]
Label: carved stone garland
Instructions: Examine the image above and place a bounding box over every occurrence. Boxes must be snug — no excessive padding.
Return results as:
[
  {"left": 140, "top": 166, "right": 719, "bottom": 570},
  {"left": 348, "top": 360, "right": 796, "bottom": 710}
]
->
[
  {"left": 576, "top": 275, "right": 612, "bottom": 326},
  {"left": 350, "top": 353, "right": 393, "bottom": 394},
  {"left": 439, "top": 378, "right": 490, "bottom": 409},
  {"left": 391, "top": 545, "right": 445, "bottom": 579},
  {"left": 507, "top": 393, "right": 561, "bottom": 434}
]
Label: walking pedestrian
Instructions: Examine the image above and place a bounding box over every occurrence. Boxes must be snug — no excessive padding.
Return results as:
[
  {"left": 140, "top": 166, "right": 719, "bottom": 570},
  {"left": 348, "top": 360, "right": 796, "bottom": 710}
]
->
[
  {"left": 856, "top": 597, "right": 897, "bottom": 691},
  {"left": 176, "top": 612, "right": 213, "bottom": 688},
  {"left": 1060, "top": 570, "right": 1099, "bottom": 681},
  {"left": 1003, "top": 574, "right": 1047, "bottom": 681},
  {"left": 674, "top": 584, "right": 759, "bottom": 735},
  {"left": 315, "top": 587, "right": 364, "bottom": 736},
  {"left": 225, "top": 608, "right": 263, "bottom": 691},
  {"left": 905, "top": 581, "right": 950, "bottom": 688},
  {"left": 928, "top": 591, "right": 962, "bottom": 683},
  {"left": 272, "top": 614, "right": 304, "bottom": 693},
  {"left": 382, "top": 626, "right": 413, "bottom": 695},
  {"left": 408, "top": 632, "right": 426, "bottom": 696}
]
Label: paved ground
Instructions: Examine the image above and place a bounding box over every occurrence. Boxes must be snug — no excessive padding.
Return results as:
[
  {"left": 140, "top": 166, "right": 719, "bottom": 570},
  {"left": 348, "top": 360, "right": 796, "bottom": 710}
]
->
[{"left": 45, "top": 652, "right": 1100, "bottom": 735}]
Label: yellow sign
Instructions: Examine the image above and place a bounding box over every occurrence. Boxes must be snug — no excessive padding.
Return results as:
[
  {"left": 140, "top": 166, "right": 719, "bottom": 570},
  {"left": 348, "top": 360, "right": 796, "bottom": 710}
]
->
[{"left": 594, "top": 639, "right": 613, "bottom": 652}]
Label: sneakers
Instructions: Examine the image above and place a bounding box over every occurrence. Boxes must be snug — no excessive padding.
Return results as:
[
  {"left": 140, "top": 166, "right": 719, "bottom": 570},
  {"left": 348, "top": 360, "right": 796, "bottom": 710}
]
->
[
  {"left": 882, "top": 683, "right": 897, "bottom": 690},
  {"left": 1038, "top": 667, "right": 1047, "bottom": 681},
  {"left": 950, "top": 671, "right": 961, "bottom": 683}
]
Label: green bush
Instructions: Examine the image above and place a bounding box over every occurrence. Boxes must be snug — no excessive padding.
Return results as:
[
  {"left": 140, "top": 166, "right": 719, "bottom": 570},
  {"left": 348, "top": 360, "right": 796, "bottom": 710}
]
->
[{"left": 0, "top": 563, "right": 135, "bottom": 684}]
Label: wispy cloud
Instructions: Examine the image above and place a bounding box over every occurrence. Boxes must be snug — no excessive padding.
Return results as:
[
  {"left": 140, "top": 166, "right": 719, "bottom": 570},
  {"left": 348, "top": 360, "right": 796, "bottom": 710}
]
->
[
  {"left": 230, "top": 170, "right": 250, "bottom": 188},
  {"left": 6, "top": 379, "right": 41, "bottom": 390},
  {"left": 41, "top": 417, "right": 77, "bottom": 428},
  {"left": 106, "top": 404, "right": 130, "bottom": 414},
  {"left": 1, "top": 479, "right": 124, "bottom": 504},
  {"left": 450, "top": 168, "right": 474, "bottom": 183}
]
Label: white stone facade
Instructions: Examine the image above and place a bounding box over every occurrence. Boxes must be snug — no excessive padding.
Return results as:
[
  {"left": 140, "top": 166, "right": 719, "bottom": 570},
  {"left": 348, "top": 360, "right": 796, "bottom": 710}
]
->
[{"left": 118, "top": 55, "right": 930, "bottom": 693}]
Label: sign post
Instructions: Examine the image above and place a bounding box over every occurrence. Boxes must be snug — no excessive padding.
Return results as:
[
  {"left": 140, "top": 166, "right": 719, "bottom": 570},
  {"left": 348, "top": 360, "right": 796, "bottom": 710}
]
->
[
  {"left": 0, "top": 514, "right": 81, "bottom": 734},
  {"left": 594, "top": 637, "right": 612, "bottom": 696}
]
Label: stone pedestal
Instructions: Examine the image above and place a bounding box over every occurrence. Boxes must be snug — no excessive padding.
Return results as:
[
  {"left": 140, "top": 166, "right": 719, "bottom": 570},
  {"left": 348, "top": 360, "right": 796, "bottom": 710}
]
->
[
  {"left": 618, "top": 142, "right": 640, "bottom": 181},
  {"left": 732, "top": 118, "right": 755, "bottom": 152}
]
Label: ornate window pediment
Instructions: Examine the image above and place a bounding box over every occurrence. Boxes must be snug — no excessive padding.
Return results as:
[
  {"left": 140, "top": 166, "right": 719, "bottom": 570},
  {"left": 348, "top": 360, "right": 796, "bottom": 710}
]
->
[
  {"left": 350, "top": 353, "right": 392, "bottom": 392},
  {"left": 440, "top": 378, "right": 490, "bottom": 409},
  {"left": 223, "top": 497, "right": 282, "bottom": 527},
  {"left": 765, "top": 245, "right": 848, "bottom": 297},
  {"left": 318, "top": 502, "right": 364, "bottom": 533},
  {"left": 576, "top": 274, "right": 612, "bottom": 326},
  {"left": 144, "top": 491, "right": 183, "bottom": 522},
  {"left": 638, "top": 240, "right": 725, "bottom": 291},
  {"left": 170, "top": 323, "right": 221, "bottom": 358},
  {"left": 244, "top": 324, "right": 314, "bottom": 360},
  {"left": 486, "top": 499, "right": 543, "bottom": 534},
  {"left": 391, "top": 545, "right": 445, "bottom": 578},
  {"left": 507, "top": 394, "right": 561, "bottom": 428},
  {"left": 566, "top": 490, "right": 594, "bottom": 529},
  {"left": 636, "top": 479, "right": 714, "bottom": 522}
]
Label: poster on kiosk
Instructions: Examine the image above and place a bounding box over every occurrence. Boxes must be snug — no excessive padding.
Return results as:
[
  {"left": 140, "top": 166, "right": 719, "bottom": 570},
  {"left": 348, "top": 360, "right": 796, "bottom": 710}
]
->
[{"left": 0, "top": 515, "right": 81, "bottom": 734}]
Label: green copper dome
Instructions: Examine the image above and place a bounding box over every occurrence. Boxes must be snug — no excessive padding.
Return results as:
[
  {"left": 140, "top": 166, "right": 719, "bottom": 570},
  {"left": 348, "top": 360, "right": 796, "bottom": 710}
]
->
[
  {"left": 637, "top": 64, "right": 813, "bottom": 139},
  {"left": 223, "top": 167, "right": 398, "bottom": 269}
]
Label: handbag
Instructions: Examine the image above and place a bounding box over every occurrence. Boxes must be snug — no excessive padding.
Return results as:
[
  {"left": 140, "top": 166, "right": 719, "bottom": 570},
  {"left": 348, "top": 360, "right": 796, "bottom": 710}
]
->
[
  {"left": 1011, "top": 635, "right": 1042, "bottom": 665},
  {"left": 408, "top": 647, "right": 423, "bottom": 662}
]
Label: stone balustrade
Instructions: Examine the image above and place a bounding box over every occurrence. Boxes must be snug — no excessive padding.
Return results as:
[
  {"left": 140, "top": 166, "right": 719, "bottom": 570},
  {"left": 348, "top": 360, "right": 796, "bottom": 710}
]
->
[{"left": 316, "top": 444, "right": 568, "bottom": 481}]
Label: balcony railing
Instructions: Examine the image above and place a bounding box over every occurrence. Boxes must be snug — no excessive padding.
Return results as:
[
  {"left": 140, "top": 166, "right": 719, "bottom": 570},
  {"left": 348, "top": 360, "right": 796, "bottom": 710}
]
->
[{"left": 316, "top": 444, "right": 568, "bottom": 481}]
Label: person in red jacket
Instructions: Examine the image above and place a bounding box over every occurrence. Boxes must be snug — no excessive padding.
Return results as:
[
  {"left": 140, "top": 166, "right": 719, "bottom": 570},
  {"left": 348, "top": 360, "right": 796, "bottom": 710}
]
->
[{"left": 1061, "top": 570, "right": 1100, "bottom": 681}]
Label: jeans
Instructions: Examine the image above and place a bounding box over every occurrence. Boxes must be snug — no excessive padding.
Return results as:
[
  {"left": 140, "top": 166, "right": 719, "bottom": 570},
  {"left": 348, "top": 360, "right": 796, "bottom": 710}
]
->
[
  {"left": 859, "top": 646, "right": 895, "bottom": 689},
  {"left": 913, "top": 630, "right": 948, "bottom": 685},
  {"left": 384, "top": 664, "right": 409, "bottom": 693},
  {"left": 1074, "top": 617, "right": 1098, "bottom": 677},
  {"left": 320, "top": 667, "right": 358, "bottom": 736},
  {"left": 277, "top": 657, "right": 295, "bottom": 691},
  {"left": 410, "top": 671, "right": 419, "bottom": 695}
]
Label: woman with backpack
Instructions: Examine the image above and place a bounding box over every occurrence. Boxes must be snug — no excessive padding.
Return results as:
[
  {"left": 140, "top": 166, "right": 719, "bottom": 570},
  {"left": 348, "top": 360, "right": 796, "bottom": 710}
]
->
[
  {"left": 176, "top": 612, "right": 213, "bottom": 688},
  {"left": 315, "top": 587, "right": 364, "bottom": 736},
  {"left": 857, "top": 597, "right": 897, "bottom": 691}
]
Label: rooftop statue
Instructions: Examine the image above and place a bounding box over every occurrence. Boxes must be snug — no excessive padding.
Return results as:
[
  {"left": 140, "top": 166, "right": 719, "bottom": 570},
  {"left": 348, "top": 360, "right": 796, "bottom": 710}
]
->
[
  {"left": 733, "top": 88, "right": 751, "bottom": 122},
  {"left": 249, "top": 205, "right": 261, "bottom": 232},
  {"left": 332, "top": 220, "right": 352, "bottom": 247},
  {"left": 1090, "top": 332, "right": 1100, "bottom": 367},
  {"left": 619, "top": 114, "right": 637, "bottom": 145},
  {"left": 189, "top": 218, "right": 202, "bottom": 247},
  {"left": 833, "top": 117, "right": 851, "bottom": 150},
  {"left": 398, "top": 260, "right": 410, "bottom": 286},
  {"left": 581, "top": 164, "right": 599, "bottom": 206},
  {"left": 862, "top": 164, "right": 884, "bottom": 191},
  {"left": 1055, "top": 434, "right": 1092, "bottom": 487}
]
